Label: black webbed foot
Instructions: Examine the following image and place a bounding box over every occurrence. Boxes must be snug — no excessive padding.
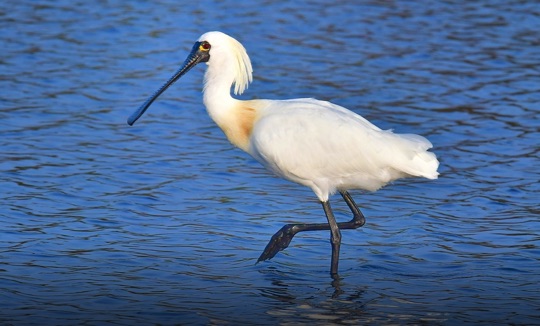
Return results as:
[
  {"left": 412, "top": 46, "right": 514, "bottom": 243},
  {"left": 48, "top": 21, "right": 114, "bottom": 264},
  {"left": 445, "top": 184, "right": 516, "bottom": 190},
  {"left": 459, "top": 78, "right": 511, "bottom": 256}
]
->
[{"left": 257, "top": 224, "right": 296, "bottom": 262}]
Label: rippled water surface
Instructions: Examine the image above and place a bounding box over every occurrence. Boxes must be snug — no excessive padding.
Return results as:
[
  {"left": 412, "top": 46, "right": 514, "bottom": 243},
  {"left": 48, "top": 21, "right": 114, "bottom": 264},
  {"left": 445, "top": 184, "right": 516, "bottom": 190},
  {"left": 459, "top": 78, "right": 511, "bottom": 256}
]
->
[{"left": 2, "top": 1, "right": 539, "bottom": 325}]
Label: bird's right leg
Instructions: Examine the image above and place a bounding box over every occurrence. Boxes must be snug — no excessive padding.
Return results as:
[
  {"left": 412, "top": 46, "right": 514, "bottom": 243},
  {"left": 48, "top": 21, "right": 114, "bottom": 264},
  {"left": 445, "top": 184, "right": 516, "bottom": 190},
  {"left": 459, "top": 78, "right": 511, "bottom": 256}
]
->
[
  {"left": 257, "top": 191, "right": 366, "bottom": 263},
  {"left": 257, "top": 219, "right": 331, "bottom": 263},
  {"left": 339, "top": 190, "right": 366, "bottom": 229}
]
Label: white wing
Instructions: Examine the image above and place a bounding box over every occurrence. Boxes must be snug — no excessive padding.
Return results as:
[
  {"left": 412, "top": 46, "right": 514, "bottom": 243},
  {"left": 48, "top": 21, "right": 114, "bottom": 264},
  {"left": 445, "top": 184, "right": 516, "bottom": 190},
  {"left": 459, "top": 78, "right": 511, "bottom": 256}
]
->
[{"left": 248, "top": 98, "right": 439, "bottom": 201}]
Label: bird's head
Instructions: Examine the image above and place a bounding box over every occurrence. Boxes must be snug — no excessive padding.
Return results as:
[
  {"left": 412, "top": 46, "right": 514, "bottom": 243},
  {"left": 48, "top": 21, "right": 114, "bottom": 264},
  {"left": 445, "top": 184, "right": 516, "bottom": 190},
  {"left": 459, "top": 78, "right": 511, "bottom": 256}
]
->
[{"left": 127, "top": 31, "right": 252, "bottom": 126}]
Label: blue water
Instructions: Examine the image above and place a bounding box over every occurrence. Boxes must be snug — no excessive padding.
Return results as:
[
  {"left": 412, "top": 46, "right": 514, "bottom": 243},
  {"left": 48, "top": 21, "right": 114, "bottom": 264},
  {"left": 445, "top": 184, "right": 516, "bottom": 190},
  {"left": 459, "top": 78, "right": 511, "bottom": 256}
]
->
[{"left": 1, "top": 1, "right": 539, "bottom": 325}]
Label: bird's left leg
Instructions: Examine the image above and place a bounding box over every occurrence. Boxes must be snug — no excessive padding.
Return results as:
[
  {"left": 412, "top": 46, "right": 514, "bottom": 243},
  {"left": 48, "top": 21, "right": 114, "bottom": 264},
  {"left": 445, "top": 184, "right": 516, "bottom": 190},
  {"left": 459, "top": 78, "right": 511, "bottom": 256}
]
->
[
  {"left": 257, "top": 201, "right": 342, "bottom": 275},
  {"left": 322, "top": 200, "right": 341, "bottom": 276},
  {"left": 257, "top": 191, "right": 366, "bottom": 265}
]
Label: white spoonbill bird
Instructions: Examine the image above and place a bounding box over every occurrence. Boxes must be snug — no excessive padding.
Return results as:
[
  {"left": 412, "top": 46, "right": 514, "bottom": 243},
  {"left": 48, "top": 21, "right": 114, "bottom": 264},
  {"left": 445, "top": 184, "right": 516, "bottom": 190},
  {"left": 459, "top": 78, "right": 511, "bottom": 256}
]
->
[{"left": 128, "top": 31, "right": 439, "bottom": 276}]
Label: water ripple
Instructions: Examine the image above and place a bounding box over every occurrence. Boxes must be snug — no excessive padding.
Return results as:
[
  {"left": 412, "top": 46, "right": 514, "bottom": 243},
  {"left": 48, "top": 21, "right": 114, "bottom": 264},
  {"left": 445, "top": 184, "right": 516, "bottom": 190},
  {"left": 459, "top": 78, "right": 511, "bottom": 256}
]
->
[{"left": 1, "top": 0, "right": 539, "bottom": 325}]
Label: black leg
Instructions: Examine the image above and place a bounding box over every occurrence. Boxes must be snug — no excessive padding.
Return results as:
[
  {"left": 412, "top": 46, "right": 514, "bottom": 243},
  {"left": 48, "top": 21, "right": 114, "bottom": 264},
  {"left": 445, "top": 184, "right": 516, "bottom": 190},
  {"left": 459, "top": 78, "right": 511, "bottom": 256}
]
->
[
  {"left": 257, "top": 191, "right": 366, "bottom": 274},
  {"left": 340, "top": 190, "right": 366, "bottom": 229},
  {"left": 322, "top": 200, "right": 341, "bottom": 276}
]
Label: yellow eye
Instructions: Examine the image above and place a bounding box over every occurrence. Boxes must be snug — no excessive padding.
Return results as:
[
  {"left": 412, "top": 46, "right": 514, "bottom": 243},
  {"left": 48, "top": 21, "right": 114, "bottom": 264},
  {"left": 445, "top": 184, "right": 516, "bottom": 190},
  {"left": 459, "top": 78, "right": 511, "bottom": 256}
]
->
[{"left": 199, "top": 42, "right": 211, "bottom": 51}]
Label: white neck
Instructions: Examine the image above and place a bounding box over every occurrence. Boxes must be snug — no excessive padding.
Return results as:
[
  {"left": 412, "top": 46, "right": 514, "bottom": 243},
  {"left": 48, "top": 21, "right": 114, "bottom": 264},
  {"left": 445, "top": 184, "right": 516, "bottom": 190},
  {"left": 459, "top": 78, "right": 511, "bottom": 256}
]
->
[
  {"left": 201, "top": 62, "right": 257, "bottom": 153},
  {"left": 202, "top": 59, "right": 240, "bottom": 123}
]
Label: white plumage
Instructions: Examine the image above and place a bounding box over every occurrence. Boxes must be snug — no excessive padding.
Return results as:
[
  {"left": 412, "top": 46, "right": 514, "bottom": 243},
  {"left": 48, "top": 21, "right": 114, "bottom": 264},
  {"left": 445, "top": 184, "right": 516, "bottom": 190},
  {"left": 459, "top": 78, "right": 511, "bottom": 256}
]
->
[
  {"left": 128, "top": 31, "right": 440, "bottom": 276},
  {"left": 247, "top": 98, "right": 438, "bottom": 201}
]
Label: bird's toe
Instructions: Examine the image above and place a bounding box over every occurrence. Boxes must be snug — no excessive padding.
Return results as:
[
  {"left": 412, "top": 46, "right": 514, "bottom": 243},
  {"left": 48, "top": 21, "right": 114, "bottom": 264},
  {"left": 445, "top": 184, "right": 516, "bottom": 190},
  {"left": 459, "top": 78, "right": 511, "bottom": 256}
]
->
[{"left": 257, "top": 225, "right": 295, "bottom": 262}]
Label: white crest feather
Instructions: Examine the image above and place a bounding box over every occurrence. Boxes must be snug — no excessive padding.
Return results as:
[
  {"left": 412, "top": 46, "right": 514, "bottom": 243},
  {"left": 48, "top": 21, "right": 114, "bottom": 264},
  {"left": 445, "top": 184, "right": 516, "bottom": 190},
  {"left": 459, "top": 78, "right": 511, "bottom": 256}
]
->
[{"left": 227, "top": 36, "right": 253, "bottom": 95}]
